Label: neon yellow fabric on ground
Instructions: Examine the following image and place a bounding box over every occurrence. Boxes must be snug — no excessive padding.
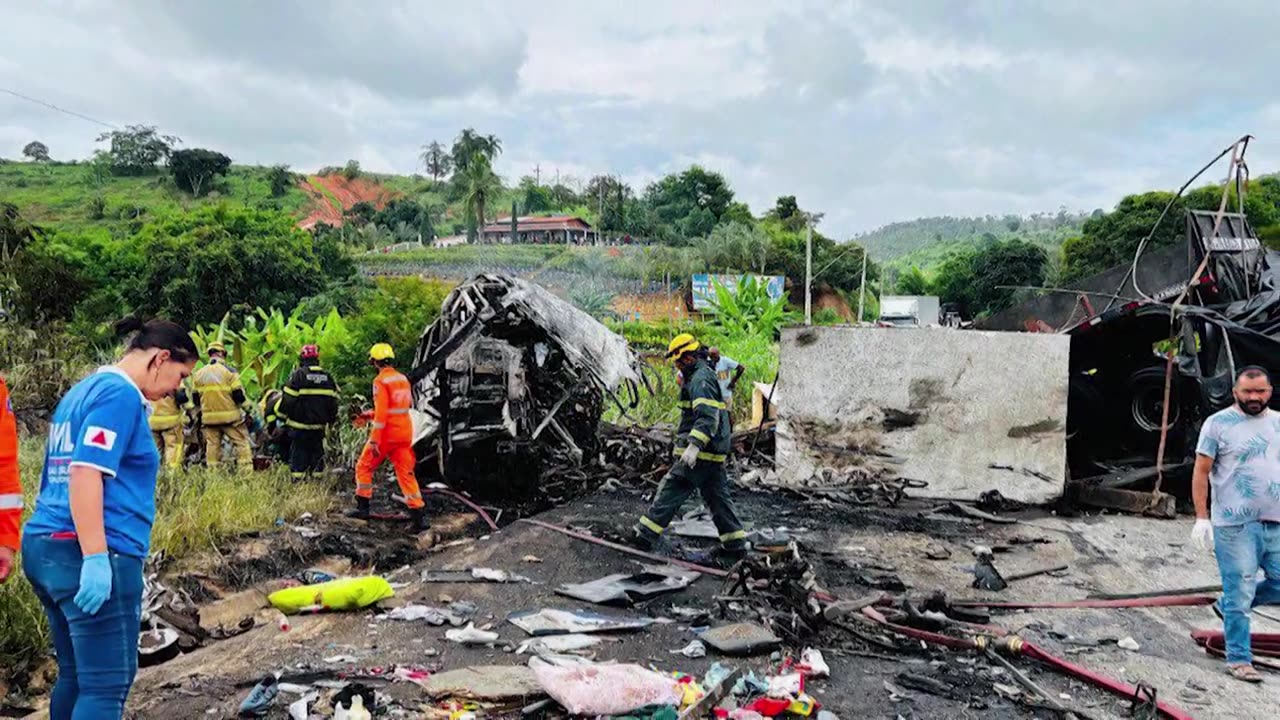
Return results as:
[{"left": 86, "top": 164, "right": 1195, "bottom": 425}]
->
[{"left": 267, "top": 576, "right": 395, "bottom": 614}]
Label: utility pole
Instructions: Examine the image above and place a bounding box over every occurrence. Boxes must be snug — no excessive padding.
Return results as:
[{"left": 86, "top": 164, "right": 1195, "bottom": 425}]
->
[
  {"left": 598, "top": 177, "right": 605, "bottom": 246},
  {"left": 857, "top": 249, "right": 868, "bottom": 323},
  {"left": 804, "top": 222, "right": 813, "bottom": 326},
  {"left": 534, "top": 163, "right": 541, "bottom": 185}
]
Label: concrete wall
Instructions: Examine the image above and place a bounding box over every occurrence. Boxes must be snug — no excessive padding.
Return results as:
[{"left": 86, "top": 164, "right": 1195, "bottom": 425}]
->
[{"left": 776, "top": 326, "right": 1071, "bottom": 504}]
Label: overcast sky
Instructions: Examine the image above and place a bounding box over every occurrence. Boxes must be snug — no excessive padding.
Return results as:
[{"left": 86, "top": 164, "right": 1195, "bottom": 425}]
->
[{"left": 3, "top": 0, "right": 1278, "bottom": 237}]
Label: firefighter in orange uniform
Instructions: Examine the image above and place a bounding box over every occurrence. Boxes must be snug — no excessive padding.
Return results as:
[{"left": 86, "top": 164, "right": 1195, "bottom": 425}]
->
[
  {"left": 1, "top": 374, "right": 21, "bottom": 583},
  {"left": 348, "top": 344, "right": 427, "bottom": 531}
]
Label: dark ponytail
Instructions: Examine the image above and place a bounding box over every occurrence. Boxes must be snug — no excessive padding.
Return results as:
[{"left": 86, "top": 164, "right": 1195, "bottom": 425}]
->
[{"left": 115, "top": 316, "right": 199, "bottom": 364}]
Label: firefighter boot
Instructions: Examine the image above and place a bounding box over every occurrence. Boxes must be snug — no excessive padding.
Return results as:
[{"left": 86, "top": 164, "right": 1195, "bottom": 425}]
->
[
  {"left": 346, "top": 496, "right": 371, "bottom": 520},
  {"left": 409, "top": 507, "right": 430, "bottom": 533}
]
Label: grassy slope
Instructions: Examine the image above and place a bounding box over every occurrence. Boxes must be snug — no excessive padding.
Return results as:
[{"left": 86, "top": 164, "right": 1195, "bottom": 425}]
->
[
  {"left": 0, "top": 438, "right": 332, "bottom": 681},
  {"left": 0, "top": 161, "right": 311, "bottom": 234}
]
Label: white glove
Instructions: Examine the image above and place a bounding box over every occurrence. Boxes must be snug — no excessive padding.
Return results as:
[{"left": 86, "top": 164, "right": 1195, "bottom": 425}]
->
[
  {"left": 679, "top": 445, "right": 699, "bottom": 468},
  {"left": 1192, "top": 519, "right": 1214, "bottom": 550}
]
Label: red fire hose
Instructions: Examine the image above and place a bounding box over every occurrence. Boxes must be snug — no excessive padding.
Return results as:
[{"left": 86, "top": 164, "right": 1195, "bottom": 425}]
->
[
  {"left": 861, "top": 607, "right": 1195, "bottom": 720},
  {"left": 1191, "top": 629, "right": 1280, "bottom": 661},
  {"left": 953, "top": 594, "right": 1217, "bottom": 610}
]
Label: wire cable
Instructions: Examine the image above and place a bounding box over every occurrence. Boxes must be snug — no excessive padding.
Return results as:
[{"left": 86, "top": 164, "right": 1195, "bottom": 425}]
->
[{"left": 0, "top": 87, "right": 118, "bottom": 130}]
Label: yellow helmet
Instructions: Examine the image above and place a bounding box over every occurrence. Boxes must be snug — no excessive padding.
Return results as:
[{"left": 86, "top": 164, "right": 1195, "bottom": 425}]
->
[
  {"left": 207, "top": 341, "right": 226, "bottom": 355},
  {"left": 665, "top": 333, "right": 700, "bottom": 362},
  {"left": 369, "top": 343, "right": 395, "bottom": 361}
]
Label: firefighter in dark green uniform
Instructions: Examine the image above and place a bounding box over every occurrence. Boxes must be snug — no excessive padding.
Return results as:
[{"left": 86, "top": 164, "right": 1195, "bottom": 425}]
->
[
  {"left": 278, "top": 345, "right": 340, "bottom": 481},
  {"left": 633, "top": 333, "right": 747, "bottom": 560}
]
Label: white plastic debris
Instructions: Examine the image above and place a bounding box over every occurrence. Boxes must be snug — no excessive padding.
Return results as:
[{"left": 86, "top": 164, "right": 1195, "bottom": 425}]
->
[
  {"left": 529, "top": 658, "right": 681, "bottom": 715},
  {"left": 380, "top": 604, "right": 456, "bottom": 625},
  {"left": 517, "top": 634, "right": 602, "bottom": 655},
  {"left": 675, "top": 640, "right": 707, "bottom": 658},
  {"left": 767, "top": 673, "right": 803, "bottom": 698},
  {"left": 287, "top": 694, "right": 317, "bottom": 720},
  {"left": 446, "top": 622, "right": 499, "bottom": 645},
  {"left": 801, "top": 648, "right": 830, "bottom": 678},
  {"left": 1117, "top": 637, "right": 1141, "bottom": 652},
  {"left": 323, "top": 655, "right": 360, "bottom": 664},
  {"left": 523, "top": 555, "right": 543, "bottom": 563}
]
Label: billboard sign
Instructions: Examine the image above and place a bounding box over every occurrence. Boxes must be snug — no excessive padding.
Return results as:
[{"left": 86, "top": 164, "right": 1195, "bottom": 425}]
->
[{"left": 691, "top": 274, "right": 786, "bottom": 311}]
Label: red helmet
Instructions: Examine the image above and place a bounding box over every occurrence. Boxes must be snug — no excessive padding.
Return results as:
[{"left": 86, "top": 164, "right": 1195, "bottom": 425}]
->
[{"left": 299, "top": 344, "right": 319, "bottom": 360}]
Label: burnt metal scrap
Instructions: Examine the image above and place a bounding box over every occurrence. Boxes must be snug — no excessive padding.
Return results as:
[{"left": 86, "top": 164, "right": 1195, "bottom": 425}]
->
[{"left": 408, "top": 274, "right": 650, "bottom": 496}]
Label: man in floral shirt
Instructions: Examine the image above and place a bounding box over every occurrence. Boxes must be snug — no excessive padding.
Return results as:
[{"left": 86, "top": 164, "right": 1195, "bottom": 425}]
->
[{"left": 1193, "top": 366, "right": 1280, "bottom": 682}]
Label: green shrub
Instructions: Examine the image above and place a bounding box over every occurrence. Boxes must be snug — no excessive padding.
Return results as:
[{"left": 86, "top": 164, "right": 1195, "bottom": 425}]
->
[{"left": 328, "top": 277, "right": 453, "bottom": 393}]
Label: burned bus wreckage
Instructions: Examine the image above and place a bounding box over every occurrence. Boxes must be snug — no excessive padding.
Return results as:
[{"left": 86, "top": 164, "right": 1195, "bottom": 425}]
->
[
  {"left": 406, "top": 274, "right": 652, "bottom": 498},
  {"left": 989, "top": 209, "right": 1280, "bottom": 502}
]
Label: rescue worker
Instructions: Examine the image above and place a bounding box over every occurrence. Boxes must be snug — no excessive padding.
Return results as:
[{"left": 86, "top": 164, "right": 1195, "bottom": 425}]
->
[
  {"left": 349, "top": 343, "right": 426, "bottom": 532},
  {"left": 1, "top": 373, "right": 20, "bottom": 584},
  {"left": 260, "top": 388, "right": 290, "bottom": 462},
  {"left": 149, "top": 381, "right": 193, "bottom": 470},
  {"left": 192, "top": 342, "right": 254, "bottom": 468},
  {"left": 633, "top": 334, "right": 747, "bottom": 561},
  {"left": 278, "top": 344, "right": 339, "bottom": 481}
]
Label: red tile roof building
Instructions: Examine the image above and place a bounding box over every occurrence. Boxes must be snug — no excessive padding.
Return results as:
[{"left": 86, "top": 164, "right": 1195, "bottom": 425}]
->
[{"left": 480, "top": 215, "right": 593, "bottom": 244}]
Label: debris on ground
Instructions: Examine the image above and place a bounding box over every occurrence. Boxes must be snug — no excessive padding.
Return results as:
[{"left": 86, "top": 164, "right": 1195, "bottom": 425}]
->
[
  {"left": 556, "top": 565, "right": 701, "bottom": 606},
  {"left": 267, "top": 575, "right": 394, "bottom": 614},
  {"left": 529, "top": 658, "right": 683, "bottom": 716},
  {"left": 421, "top": 665, "right": 544, "bottom": 701},
  {"left": 508, "top": 607, "right": 655, "bottom": 636},
  {"left": 445, "top": 623, "right": 500, "bottom": 645},
  {"left": 237, "top": 675, "right": 278, "bottom": 717},
  {"left": 700, "top": 623, "right": 783, "bottom": 656}
]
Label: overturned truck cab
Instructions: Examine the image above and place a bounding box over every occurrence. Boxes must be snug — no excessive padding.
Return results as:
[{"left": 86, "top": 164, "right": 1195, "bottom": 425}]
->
[{"left": 407, "top": 274, "right": 648, "bottom": 498}]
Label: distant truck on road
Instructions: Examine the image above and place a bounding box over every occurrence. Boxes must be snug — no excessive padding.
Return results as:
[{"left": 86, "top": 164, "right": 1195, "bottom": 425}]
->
[{"left": 879, "top": 295, "right": 940, "bottom": 327}]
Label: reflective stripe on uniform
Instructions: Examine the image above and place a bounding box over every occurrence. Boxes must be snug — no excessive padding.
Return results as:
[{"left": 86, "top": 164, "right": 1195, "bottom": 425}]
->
[
  {"left": 0, "top": 494, "right": 23, "bottom": 510},
  {"left": 671, "top": 448, "right": 727, "bottom": 463},
  {"left": 639, "top": 516, "right": 665, "bottom": 534},
  {"left": 371, "top": 422, "right": 386, "bottom": 429},
  {"left": 202, "top": 410, "right": 243, "bottom": 425},
  {"left": 286, "top": 420, "right": 327, "bottom": 430},
  {"left": 387, "top": 408, "right": 409, "bottom": 415},
  {"left": 678, "top": 401, "right": 692, "bottom": 409},
  {"left": 719, "top": 530, "right": 747, "bottom": 543},
  {"left": 196, "top": 384, "right": 236, "bottom": 393},
  {"left": 688, "top": 429, "right": 710, "bottom": 444},
  {"left": 404, "top": 493, "right": 423, "bottom": 502},
  {"left": 283, "top": 387, "right": 339, "bottom": 397},
  {"left": 381, "top": 376, "right": 406, "bottom": 386},
  {"left": 692, "top": 398, "right": 726, "bottom": 410}
]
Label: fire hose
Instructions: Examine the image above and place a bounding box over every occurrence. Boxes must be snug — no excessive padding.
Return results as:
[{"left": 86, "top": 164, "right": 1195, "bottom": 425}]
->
[
  {"left": 1191, "top": 629, "right": 1280, "bottom": 671},
  {"left": 860, "top": 606, "right": 1195, "bottom": 720},
  {"left": 953, "top": 594, "right": 1217, "bottom": 610}
]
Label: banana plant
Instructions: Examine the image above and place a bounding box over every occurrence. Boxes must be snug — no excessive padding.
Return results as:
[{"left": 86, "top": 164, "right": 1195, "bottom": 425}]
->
[{"left": 191, "top": 306, "right": 350, "bottom": 399}]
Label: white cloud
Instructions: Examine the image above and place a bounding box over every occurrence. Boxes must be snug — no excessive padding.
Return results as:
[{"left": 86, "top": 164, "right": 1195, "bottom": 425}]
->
[{"left": 2, "top": 0, "right": 1280, "bottom": 239}]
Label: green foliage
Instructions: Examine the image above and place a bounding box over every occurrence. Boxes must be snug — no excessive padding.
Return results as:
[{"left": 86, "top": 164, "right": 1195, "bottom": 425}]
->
[
  {"left": 169, "top": 148, "right": 232, "bottom": 196},
  {"left": 569, "top": 284, "right": 617, "bottom": 319},
  {"left": 328, "top": 277, "right": 452, "bottom": 392},
  {"left": 22, "top": 141, "right": 50, "bottom": 162},
  {"left": 930, "top": 239, "right": 1047, "bottom": 318},
  {"left": 449, "top": 128, "right": 501, "bottom": 178},
  {"left": 461, "top": 152, "right": 501, "bottom": 234},
  {"left": 123, "top": 204, "right": 344, "bottom": 327},
  {"left": 895, "top": 265, "right": 929, "bottom": 295},
  {"left": 861, "top": 210, "right": 1089, "bottom": 263},
  {"left": 191, "top": 306, "right": 349, "bottom": 399},
  {"left": 342, "top": 159, "right": 361, "bottom": 181},
  {"left": 519, "top": 176, "right": 554, "bottom": 213},
  {"left": 708, "top": 276, "right": 795, "bottom": 338},
  {"left": 9, "top": 241, "right": 97, "bottom": 322},
  {"left": 95, "top": 124, "right": 180, "bottom": 176},
  {"left": 420, "top": 140, "right": 451, "bottom": 181},
  {"left": 267, "top": 164, "right": 294, "bottom": 197},
  {"left": 644, "top": 166, "right": 738, "bottom": 242},
  {"left": 696, "top": 221, "right": 771, "bottom": 273}
]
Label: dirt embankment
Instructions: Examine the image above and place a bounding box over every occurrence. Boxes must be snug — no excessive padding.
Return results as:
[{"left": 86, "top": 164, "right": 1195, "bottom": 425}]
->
[{"left": 297, "top": 175, "right": 400, "bottom": 230}]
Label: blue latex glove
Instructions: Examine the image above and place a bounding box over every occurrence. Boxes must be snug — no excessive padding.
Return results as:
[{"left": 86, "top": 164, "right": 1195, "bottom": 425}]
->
[{"left": 74, "top": 552, "right": 113, "bottom": 615}]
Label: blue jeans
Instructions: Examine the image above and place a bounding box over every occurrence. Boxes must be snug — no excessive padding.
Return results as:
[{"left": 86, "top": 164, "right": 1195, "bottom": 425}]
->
[
  {"left": 1213, "top": 520, "right": 1280, "bottom": 664},
  {"left": 21, "top": 534, "right": 144, "bottom": 720}
]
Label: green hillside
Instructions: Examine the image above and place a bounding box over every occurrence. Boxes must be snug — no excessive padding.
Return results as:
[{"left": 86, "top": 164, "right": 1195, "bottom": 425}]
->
[
  {"left": 857, "top": 212, "right": 1089, "bottom": 271},
  {"left": 0, "top": 160, "right": 311, "bottom": 235}
]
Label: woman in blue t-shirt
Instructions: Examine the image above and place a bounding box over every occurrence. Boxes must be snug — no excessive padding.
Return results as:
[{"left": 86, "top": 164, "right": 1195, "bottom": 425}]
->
[{"left": 23, "top": 317, "right": 198, "bottom": 720}]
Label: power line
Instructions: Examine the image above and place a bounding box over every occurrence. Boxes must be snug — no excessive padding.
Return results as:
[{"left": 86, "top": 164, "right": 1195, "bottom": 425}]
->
[{"left": 0, "top": 88, "right": 118, "bottom": 130}]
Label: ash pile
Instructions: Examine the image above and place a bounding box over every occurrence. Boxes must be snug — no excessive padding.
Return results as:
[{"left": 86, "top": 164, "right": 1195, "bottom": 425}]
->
[{"left": 407, "top": 274, "right": 656, "bottom": 504}]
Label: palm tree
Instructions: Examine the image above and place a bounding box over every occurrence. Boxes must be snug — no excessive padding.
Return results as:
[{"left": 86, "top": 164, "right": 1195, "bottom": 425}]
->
[
  {"left": 462, "top": 153, "right": 500, "bottom": 243},
  {"left": 451, "top": 129, "right": 503, "bottom": 177},
  {"left": 419, "top": 141, "right": 451, "bottom": 181}
]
